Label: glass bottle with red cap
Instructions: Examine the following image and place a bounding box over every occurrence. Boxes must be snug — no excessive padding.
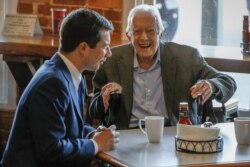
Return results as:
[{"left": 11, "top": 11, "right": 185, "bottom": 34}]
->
[{"left": 178, "top": 102, "right": 192, "bottom": 125}]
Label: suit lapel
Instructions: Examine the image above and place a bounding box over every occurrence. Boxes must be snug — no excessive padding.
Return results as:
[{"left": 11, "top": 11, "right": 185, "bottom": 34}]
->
[
  {"left": 53, "top": 54, "right": 84, "bottom": 123},
  {"left": 117, "top": 44, "right": 134, "bottom": 118},
  {"left": 160, "top": 43, "right": 177, "bottom": 124}
]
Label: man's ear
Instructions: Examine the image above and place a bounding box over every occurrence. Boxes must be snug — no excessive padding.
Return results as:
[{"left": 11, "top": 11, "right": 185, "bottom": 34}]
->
[
  {"left": 79, "top": 42, "right": 88, "bottom": 51},
  {"left": 159, "top": 31, "right": 163, "bottom": 39},
  {"left": 126, "top": 32, "right": 131, "bottom": 41},
  {"left": 78, "top": 42, "right": 89, "bottom": 56}
]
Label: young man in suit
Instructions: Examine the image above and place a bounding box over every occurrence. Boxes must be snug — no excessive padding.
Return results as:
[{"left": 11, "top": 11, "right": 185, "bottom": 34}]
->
[
  {"left": 1, "top": 8, "right": 119, "bottom": 167},
  {"left": 89, "top": 4, "right": 237, "bottom": 129}
]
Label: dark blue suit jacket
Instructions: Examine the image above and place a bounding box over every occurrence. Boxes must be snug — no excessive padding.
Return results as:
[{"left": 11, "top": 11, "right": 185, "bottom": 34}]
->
[{"left": 1, "top": 54, "right": 96, "bottom": 167}]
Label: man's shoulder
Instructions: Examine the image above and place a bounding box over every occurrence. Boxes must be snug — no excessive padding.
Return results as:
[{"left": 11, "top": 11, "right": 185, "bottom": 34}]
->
[
  {"left": 161, "top": 41, "right": 199, "bottom": 58},
  {"left": 161, "top": 41, "right": 197, "bottom": 51},
  {"left": 109, "top": 43, "right": 134, "bottom": 61},
  {"left": 33, "top": 56, "right": 68, "bottom": 86},
  {"left": 111, "top": 43, "right": 133, "bottom": 52}
]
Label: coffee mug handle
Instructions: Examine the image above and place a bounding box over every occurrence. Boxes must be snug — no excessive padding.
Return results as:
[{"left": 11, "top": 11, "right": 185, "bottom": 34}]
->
[{"left": 139, "top": 119, "right": 146, "bottom": 135}]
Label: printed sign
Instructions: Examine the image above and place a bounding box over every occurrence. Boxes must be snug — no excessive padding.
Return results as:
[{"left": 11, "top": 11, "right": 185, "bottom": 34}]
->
[{"left": 2, "top": 14, "right": 43, "bottom": 37}]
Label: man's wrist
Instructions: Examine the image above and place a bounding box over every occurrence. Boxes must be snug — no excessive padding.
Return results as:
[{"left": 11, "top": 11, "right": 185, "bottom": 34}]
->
[
  {"left": 91, "top": 139, "right": 99, "bottom": 155},
  {"left": 208, "top": 80, "right": 219, "bottom": 98}
]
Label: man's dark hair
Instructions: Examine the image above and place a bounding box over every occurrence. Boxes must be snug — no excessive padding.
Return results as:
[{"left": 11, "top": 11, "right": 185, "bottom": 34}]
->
[{"left": 59, "top": 8, "right": 113, "bottom": 53}]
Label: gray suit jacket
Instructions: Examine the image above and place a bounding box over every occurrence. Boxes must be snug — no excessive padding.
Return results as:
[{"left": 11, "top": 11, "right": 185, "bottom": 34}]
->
[{"left": 90, "top": 42, "right": 236, "bottom": 129}]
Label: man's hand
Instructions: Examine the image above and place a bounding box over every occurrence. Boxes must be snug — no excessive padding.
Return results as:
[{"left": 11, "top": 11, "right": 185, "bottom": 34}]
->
[
  {"left": 190, "top": 80, "right": 217, "bottom": 104},
  {"left": 93, "top": 125, "right": 120, "bottom": 152},
  {"left": 101, "top": 82, "right": 122, "bottom": 110}
]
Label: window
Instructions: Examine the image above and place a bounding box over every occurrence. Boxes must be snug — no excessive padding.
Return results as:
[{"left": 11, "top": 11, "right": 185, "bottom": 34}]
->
[{"left": 156, "top": 0, "right": 249, "bottom": 47}]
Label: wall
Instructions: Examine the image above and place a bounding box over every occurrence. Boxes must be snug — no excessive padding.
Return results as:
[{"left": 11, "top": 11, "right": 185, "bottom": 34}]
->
[{"left": 17, "top": 0, "right": 123, "bottom": 39}]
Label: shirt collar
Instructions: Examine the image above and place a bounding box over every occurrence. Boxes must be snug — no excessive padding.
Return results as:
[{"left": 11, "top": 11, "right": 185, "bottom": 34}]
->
[
  {"left": 58, "top": 52, "right": 82, "bottom": 90},
  {"left": 133, "top": 47, "right": 161, "bottom": 70}
]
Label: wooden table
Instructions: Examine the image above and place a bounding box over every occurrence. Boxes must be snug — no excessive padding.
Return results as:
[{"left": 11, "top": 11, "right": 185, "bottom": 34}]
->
[{"left": 97, "top": 123, "right": 250, "bottom": 167}]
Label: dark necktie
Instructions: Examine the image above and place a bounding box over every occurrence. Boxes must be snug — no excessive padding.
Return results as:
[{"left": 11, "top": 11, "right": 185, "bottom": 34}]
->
[{"left": 78, "top": 79, "right": 85, "bottom": 117}]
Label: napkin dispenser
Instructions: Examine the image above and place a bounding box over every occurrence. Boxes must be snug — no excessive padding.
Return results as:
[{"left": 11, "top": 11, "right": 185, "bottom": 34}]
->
[{"left": 175, "top": 124, "right": 223, "bottom": 153}]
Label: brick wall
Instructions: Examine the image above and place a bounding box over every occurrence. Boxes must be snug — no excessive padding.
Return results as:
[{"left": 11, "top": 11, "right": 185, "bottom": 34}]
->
[{"left": 17, "top": 0, "right": 123, "bottom": 38}]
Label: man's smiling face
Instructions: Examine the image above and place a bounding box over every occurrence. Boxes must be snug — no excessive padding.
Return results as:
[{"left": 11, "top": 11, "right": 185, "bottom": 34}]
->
[{"left": 127, "top": 12, "right": 161, "bottom": 61}]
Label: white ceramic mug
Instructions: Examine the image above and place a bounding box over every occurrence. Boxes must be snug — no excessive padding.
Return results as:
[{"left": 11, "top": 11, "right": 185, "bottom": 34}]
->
[
  {"left": 139, "top": 116, "right": 164, "bottom": 143},
  {"left": 234, "top": 117, "right": 250, "bottom": 145}
]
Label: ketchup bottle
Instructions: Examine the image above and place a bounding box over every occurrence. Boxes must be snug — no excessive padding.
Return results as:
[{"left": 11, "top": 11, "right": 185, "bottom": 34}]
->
[{"left": 178, "top": 102, "right": 192, "bottom": 125}]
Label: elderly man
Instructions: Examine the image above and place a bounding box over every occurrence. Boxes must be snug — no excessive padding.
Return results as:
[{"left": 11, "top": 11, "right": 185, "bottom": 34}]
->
[{"left": 90, "top": 4, "right": 236, "bottom": 130}]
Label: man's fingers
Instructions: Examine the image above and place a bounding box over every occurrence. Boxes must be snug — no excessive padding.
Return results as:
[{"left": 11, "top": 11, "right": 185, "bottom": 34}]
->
[
  {"left": 102, "top": 82, "right": 122, "bottom": 109},
  {"left": 191, "top": 80, "right": 214, "bottom": 101}
]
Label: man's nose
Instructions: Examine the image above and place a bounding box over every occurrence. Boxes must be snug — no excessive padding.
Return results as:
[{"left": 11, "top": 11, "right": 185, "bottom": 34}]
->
[{"left": 140, "top": 30, "right": 149, "bottom": 39}]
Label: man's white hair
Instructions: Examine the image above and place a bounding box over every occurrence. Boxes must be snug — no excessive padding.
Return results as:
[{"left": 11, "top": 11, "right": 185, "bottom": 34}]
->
[{"left": 126, "top": 4, "right": 165, "bottom": 36}]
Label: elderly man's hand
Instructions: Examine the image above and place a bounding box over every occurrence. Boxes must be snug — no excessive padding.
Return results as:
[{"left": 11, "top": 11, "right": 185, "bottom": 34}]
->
[
  {"left": 101, "top": 82, "right": 122, "bottom": 110},
  {"left": 190, "top": 80, "right": 217, "bottom": 104}
]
